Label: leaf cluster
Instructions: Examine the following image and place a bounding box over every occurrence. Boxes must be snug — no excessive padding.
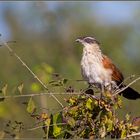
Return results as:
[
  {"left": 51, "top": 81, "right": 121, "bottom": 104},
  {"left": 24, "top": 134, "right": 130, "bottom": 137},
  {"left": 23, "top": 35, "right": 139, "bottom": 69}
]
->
[{"left": 31, "top": 91, "right": 140, "bottom": 139}]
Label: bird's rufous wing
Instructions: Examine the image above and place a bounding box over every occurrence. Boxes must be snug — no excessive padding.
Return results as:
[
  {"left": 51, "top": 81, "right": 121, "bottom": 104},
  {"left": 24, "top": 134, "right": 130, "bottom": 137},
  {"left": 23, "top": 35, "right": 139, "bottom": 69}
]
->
[{"left": 102, "top": 55, "right": 124, "bottom": 85}]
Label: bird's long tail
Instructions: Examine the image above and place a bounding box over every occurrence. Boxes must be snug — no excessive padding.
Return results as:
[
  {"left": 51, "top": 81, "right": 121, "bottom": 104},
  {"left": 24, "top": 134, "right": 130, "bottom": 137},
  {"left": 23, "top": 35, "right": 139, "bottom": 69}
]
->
[{"left": 119, "top": 85, "right": 140, "bottom": 100}]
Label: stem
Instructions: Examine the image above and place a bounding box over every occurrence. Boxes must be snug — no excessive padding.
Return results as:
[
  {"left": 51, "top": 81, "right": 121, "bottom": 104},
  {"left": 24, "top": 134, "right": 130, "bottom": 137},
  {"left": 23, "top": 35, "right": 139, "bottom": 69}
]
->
[
  {"left": 0, "top": 92, "right": 82, "bottom": 99},
  {"left": 113, "top": 76, "right": 140, "bottom": 97},
  {"left": 126, "top": 132, "right": 140, "bottom": 138},
  {"left": 28, "top": 123, "right": 67, "bottom": 131},
  {"left": 2, "top": 41, "right": 64, "bottom": 108}
]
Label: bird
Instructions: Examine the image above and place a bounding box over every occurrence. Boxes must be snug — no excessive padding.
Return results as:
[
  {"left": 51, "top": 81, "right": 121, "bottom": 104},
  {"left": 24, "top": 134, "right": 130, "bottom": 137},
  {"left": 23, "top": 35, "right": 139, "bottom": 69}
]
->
[{"left": 76, "top": 36, "right": 140, "bottom": 100}]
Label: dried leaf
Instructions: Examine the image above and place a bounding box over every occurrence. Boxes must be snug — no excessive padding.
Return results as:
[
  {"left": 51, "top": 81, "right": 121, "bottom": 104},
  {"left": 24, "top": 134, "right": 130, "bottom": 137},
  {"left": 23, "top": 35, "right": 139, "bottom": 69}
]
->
[
  {"left": 41, "top": 113, "right": 49, "bottom": 120},
  {"left": 18, "top": 83, "right": 24, "bottom": 94},
  {"left": 99, "top": 125, "right": 106, "bottom": 138},
  {"left": 2, "top": 84, "right": 8, "bottom": 96},
  {"left": 0, "top": 131, "right": 5, "bottom": 139}
]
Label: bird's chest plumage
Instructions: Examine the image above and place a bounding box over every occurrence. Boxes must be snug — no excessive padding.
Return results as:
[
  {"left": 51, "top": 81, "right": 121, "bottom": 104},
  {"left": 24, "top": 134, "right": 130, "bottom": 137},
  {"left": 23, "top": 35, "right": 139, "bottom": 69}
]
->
[{"left": 81, "top": 48, "right": 112, "bottom": 86}]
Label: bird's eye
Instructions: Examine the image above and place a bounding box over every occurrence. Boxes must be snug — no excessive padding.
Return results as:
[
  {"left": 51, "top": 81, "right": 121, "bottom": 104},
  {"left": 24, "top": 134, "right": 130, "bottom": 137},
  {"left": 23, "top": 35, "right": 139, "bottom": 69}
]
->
[{"left": 84, "top": 37, "right": 94, "bottom": 44}]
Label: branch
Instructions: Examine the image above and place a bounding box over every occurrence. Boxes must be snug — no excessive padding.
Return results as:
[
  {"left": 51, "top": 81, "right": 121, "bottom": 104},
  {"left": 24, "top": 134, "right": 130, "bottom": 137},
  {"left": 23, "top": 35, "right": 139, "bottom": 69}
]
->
[
  {"left": 116, "top": 74, "right": 135, "bottom": 89},
  {"left": 1, "top": 41, "right": 64, "bottom": 108},
  {"left": 0, "top": 92, "right": 82, "bottom": 99},
  {"left": 113, "top": 76, "right": 140, "bottom": 97},
  {"left": 126, "top": 132, "right": 140, "bottom": 138},
  {"left": 27, "top": 123, "right": 67, "bottom": 131}
]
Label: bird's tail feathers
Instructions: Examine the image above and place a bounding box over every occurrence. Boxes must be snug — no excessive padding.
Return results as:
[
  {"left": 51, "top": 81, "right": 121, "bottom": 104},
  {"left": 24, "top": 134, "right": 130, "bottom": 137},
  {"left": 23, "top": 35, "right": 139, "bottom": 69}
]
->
[{"left": 119, "top": 85, "right": 140, "bottom": 100}]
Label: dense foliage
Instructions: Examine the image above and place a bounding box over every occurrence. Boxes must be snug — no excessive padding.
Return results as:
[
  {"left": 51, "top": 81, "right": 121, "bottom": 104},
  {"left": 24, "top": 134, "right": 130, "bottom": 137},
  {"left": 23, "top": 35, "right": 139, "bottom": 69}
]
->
[{"left": 26, "top": 91, "right": 139, "bottom": 139}]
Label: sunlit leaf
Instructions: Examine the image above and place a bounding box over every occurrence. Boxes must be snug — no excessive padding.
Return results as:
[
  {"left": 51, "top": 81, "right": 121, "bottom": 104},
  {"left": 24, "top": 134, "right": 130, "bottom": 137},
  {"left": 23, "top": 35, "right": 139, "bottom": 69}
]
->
[
  {"left": 117, "top": 97, "right": 122, "bottom": 108},
  {"left": 86, "top": 98, "right": 93, "bottom": 110},
  {"left": 26, "top": 97, "right": 36, "bottom": 114},
  {"left": 41, "top": 113, "right": 49, "bottom": 120},
  {"left": 45, "top": 118, "right": 51, "bottom": 126},
  {"left": 69, "top": 98, "right": 76, "bottom": 105},
  {"left": 31, "top": 83, "right": 41, "bottom": 92},
  {"left": 121, "top": 129, "right": 127, "bottom": 139},
  {"left": 106, "top": 119, "right": 113, "bottom": 132},
  {"left": 107, "top": 111, "right": 112, "bottom": 118},
  {"left": 53, "top": 112, "right": 64, "bottom": 138}
]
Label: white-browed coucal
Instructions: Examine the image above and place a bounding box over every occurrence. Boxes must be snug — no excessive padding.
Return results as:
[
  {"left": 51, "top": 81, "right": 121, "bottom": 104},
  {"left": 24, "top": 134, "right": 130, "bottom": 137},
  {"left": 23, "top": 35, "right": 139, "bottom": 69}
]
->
[{"left": 76, "top": 36, "right": 140, "bottom": 100}]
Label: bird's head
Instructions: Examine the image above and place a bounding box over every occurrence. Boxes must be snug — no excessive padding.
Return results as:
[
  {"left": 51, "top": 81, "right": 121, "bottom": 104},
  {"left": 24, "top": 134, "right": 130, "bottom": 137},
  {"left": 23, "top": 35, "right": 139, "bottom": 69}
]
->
[{"left": 76, "top": 36, "right": 100, "bottom": 47}]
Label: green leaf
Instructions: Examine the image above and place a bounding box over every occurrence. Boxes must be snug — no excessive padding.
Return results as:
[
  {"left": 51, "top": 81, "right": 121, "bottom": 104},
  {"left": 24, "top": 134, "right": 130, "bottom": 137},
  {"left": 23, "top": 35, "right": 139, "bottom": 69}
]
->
[
  {"left": 2, "top": 84, "right": 8, "bottom": 96},
  {"left": 106, "top": 119, "right": 113, "bottom": 132},
  {"left": 69, "top": 98, "right": 76, "bottom": 105},
  {"left": 121, "top": 129, "right": 127, "bottom": 139},
  {"left": 86, "top": 98, "right": 93, "bottom": 110},
  {"left": 44, "top": 63, "right": 54, "bottom": 74},
  {"left": 69, "top": 106, "right": 78, "bottom": 115},
  {"left": 31, "top": 83, "right": 41, "bottom": 92},
  {"left": 18, "top": 83, "right": 24, "bottom": 94},
  {"left": 26, "top": 97, "right": 36, "bottom": 114},
  {"left": 53, "top": 112, "right": 64, "bottom": 138}
]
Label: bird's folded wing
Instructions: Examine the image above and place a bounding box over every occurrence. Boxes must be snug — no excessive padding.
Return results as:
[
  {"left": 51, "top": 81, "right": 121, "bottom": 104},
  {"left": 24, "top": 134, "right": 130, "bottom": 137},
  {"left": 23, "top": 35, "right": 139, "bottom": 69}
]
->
[{"left": 102, "top": 55, "right": 124, "bottom": 85}]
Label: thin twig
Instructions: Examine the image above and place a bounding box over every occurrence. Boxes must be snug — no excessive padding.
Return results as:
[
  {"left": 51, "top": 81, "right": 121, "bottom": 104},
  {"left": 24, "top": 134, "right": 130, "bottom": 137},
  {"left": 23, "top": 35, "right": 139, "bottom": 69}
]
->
[
  {"left": 28, "top": 123, "right": 67, "bottom": 131},
  {"left": 1, "top": 41, "right": 64, "bottom": 108},
  {"left": 113, "top": 76, "right": 140, "bottom": 97},
  {"left": 0, "top": 92, "right": 82, "bottom": 99},
  {"left": 126, "top": 132, "right": 140, "bottom": 138},
  {"left": 86, "top": 94, "right": 99, "bottom": 101},
  {"left": 116, "top": 74, "right": 135, "bottom": 89}
]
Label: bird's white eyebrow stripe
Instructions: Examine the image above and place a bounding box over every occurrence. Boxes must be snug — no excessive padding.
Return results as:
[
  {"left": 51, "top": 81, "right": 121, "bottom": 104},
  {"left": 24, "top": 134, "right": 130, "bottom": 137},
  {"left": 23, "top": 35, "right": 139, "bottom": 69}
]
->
[{"left": 85, "top": 37, "right": 94, "bottom": 40}]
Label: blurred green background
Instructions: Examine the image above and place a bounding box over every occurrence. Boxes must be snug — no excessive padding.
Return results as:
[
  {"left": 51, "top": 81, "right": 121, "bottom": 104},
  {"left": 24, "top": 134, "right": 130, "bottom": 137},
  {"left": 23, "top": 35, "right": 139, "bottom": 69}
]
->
[{"left": 0, "top": 1, "right": 140, "bottom": 138}]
